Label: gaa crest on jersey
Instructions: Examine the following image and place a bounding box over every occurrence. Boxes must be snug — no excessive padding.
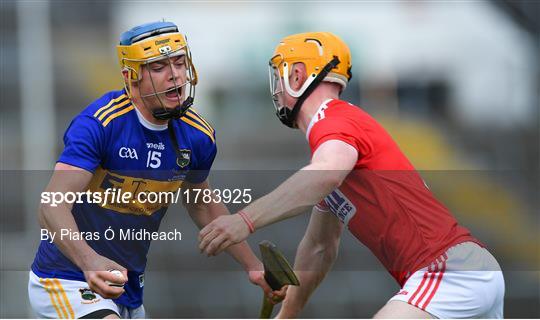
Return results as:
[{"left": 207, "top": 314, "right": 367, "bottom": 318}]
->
[
  {"left": 324, "top": 189, "right": 356, "bottom": 225},
  {"left": 176, "top": 149, "right": 191, "bottom": 168},
  {"left": 118, "top": 146, "right": 139, "bottom": 159}
]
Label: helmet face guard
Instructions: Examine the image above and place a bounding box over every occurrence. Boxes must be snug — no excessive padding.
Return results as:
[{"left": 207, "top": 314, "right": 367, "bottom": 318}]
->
[
  {"left": 117, "top": 22, "right": 198, "bottom": 120},
  {"left": 268, "top": 32, "right": 352, "bottom": 128},
  {"left": 268, "top": 60, "right": 286, "bottom": 117}
]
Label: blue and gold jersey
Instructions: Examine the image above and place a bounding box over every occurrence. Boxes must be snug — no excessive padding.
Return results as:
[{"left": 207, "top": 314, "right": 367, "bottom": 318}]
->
[{"left": 31, "top": 89, "right": 216, "bottom": 308}]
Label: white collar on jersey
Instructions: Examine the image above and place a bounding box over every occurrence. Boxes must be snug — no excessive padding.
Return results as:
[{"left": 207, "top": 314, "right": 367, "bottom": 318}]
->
[
  {"left": 305, "top": 99, "right": 334, "bottom": 140},
  {"left": 134, "top": 106, "right": 168, "bottom": 131}
]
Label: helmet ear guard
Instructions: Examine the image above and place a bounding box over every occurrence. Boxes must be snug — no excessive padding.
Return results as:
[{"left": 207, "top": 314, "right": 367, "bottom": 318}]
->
[
  {"left": 281, "top": 62, "right": 317, "bottom": 98},
  {"left": 275, "top": 56, "right": 341, "bottom": 128},
  {"left": 268, "top": 32, "right": 352, "bottom": 128}
]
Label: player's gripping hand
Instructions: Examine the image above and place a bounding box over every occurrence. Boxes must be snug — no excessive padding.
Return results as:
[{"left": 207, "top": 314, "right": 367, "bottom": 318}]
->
[
  {"left": 81, "top": 254, "right": 128, "bottom": 299},
  {"left": 248, "top": 269, "right": 288, "bottom": 305},
  {"left": 198, "top": 213, "right": 250, "bottom": 256}
]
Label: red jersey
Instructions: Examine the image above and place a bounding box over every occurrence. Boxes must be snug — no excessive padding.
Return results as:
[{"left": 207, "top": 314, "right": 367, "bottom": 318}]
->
[{"left": 308, "top": 99, "right": 479, "bottom": 286}]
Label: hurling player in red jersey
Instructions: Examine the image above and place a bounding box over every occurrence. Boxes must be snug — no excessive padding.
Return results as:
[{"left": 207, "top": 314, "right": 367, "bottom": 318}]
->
[{"left": 199, "top": 32, "right": 504, "bottom": 318}]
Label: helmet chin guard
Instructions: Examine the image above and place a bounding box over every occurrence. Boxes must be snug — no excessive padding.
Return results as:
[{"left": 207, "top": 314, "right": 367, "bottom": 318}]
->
[{"left": 152, "top": 96, "right": 194, "bottom": 120}]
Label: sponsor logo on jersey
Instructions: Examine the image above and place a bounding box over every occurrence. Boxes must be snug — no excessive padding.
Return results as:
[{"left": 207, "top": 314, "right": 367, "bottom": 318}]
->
[
  {"left": 324, "top": 189, "right": 356, "bottom": 225},
  {"left": 176, "top": 149, "right": 191, "bottom": 168},
  {"left": 397, "top": 290, "right": 409, "bottom": 295},
  {"left": 118, "top": 147, "right": 138, "bottom": 159},
  {"left": 90, "top": 167, "right": 182, "bottom": 215},
  {"left": 146, "top": 142, "right": 165, "bottom": 150},
  {"left": 79, "top": 288, "right": 101, "bottom": 304}
]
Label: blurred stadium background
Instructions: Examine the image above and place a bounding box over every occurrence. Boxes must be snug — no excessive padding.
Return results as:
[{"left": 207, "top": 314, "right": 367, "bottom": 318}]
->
[{"left": 1, "top": 0, "right": 538, "bottom": 318}]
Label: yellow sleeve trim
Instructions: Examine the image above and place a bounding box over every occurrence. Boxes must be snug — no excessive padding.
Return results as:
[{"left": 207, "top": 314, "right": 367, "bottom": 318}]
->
[
  {"left": 93, "top": 94, "right": 127, "bottom": 118},
  {"left": 186, "top": 109, "right": 214, "bottom": 134},
  {"left": 181, "top": 117, "right": 215, "bottom": 143},
  {"left": 97, "top": 99, "right": 131, "bottom": 121},
  {"left": 103, "top": 105, "right": 134, "bottom": 127}
]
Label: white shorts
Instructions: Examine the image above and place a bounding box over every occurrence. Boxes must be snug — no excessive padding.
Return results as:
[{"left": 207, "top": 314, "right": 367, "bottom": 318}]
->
[
  {"left": 389, "top": 242, "right": 504, "bottom": 318},
  {"left": 28, "top": 271, "right": 145, "bottom": 319}
]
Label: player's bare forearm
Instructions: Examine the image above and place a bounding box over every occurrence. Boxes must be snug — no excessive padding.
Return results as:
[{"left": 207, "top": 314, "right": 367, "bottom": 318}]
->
[
  {"left": 245, "top": 162, "right": 344, "bottom": 229},
  {"left": 244, "top": 140, "right": 358, "bottom": 230},
  {"left": 198, "top": 141, "right": 356, "bottom": 257},
  {"left": 39, "top": 163, "right": 99, "bottom": 270},
  {"left": 40, "top": 164, "right": 128, "bottom": 300},
  {"left": 39, "top": 202, "right": 97, "bottom": 268},
  {"left": 278, "top": 210, "right": 342, "bottom": 318},
  {"left": 186, "top": 183, "right": 280, "bottom": 297},
  {"left": 225, "top": 241, "right": 264, "bottom": 271},
  {"left": 184, "top": 180, "right": 262, "bottom": 271},
  {"left": 193, "top": 199, "right": 262, "bottom": 270},
  {"left": 278, "top": 240, "right": 337, "bottom": 317}
]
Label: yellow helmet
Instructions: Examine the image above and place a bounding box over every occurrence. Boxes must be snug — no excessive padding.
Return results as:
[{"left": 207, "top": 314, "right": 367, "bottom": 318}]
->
[
  {"left": 268, "top": 32, "right": 352, "bottom": 128},
  {"left": 117, "top": 21, "right": 197, "bottom": 83},
  {"left": 116, "top": 21, "right": 198, "bottom": 120}
]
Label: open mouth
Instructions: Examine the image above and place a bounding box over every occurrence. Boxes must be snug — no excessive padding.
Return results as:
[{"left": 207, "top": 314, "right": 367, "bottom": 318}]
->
[{"left": 164, "top": 86, "right": 182, "bottom": 99}]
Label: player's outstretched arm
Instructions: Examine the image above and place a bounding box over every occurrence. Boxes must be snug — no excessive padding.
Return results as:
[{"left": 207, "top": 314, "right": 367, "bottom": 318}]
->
[
  {"left": 39, "top": 162, "right": 127, "bottom": 299},
  {"left": 276, "top": 207, "right": 343, "bottom": 318},
  {"left": 183, "top": 179, "right": 286, "bottom": 303},
  {"left": 198, "top": 139, "right": 357, "bottom": 256},
  {"left": 248, "top": 139, "right": 358, "bottom": 228}
]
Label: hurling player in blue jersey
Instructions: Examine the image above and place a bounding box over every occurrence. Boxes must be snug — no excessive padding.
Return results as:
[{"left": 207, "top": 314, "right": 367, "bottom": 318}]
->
[{"left": 28, "top": 21, "right": 281, "bottom": 318}]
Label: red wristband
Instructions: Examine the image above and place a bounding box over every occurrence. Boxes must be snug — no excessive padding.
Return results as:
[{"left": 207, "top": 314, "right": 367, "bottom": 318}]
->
[{"left": 238, "top": 211, "right": 255, "bottom": 233}]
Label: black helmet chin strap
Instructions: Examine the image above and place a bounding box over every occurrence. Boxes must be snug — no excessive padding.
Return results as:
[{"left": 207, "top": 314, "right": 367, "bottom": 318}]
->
[
  {"left": 152, "top": 96, "right": 194, "bottom": 120},
  {"left": 167, "top": 118, "right": 183, "bottom": 167},
  {"left": 152, "top": 97, "right": 194, "bottom": 166},
  {"left": 277, "top": 56, "right": 341, "bottom": 128},
  {"left": 160, "top": 97, "right": 194, "bottom": 168}
]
